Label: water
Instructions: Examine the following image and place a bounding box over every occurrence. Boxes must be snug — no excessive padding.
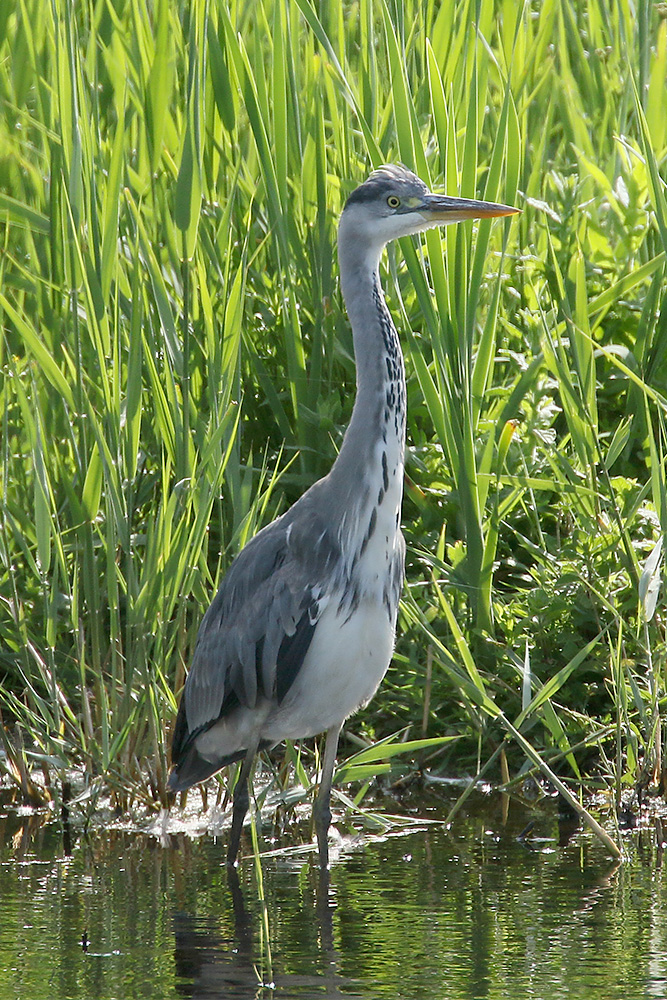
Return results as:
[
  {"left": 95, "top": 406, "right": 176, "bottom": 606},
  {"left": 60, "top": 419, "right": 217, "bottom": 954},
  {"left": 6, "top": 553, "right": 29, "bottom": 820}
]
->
[{"left": 1, "top": 789, "right": 666, "bottom": 999}]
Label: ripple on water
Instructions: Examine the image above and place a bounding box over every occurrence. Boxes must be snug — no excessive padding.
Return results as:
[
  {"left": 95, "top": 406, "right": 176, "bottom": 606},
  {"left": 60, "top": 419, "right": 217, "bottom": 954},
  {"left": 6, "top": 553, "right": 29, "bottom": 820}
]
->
[{"left": 0, "top": 789, "right": 666, "bottom": 999}]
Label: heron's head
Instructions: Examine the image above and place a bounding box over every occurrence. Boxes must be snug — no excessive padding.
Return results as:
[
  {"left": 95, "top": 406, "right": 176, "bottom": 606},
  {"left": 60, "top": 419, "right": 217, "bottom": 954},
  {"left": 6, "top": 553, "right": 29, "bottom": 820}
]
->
[{"left": 339, "top": 164, "right": 518, "bottom": 257}]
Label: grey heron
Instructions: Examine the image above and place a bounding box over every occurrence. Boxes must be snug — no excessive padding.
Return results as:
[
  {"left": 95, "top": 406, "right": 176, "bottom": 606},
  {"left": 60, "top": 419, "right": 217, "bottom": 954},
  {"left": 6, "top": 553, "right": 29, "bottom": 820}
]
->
[{"left": 168, "top": 165, "right": 518, "bottom": 866}]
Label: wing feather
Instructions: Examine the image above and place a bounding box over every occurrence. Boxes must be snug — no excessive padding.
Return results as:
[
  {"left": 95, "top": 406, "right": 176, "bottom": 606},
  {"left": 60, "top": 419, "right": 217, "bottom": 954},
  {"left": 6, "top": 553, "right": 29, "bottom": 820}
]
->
[{"left": 173, "top": 497, "right": 341, "bottom": 765}]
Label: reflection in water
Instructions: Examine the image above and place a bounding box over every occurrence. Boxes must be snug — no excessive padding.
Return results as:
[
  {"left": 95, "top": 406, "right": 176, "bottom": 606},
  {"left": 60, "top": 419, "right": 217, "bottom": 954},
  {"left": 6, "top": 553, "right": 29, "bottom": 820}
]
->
[
  {"left": 173, "top": 910, "right": 255, "bottom": 998},
  {"left": 172, "top": 868, "right": 261, "bottom": 999},
  {"left": 1, "top": 789, "right": 667, "bottom": 999},
  {"left": 172, "top": 859, "right": 357, "bottom": 998}
]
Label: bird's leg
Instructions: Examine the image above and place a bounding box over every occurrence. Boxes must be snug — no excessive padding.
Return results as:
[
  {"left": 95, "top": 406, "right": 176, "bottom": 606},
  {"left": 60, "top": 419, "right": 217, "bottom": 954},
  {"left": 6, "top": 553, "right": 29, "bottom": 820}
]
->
[
  {"left": 226, "top": 740, "right": 260, "bottom": 867},
  {"left": 313, "top": 723, "right": 342, "bottom": 869},
  {"left": 226, "top": 866, "right": 252, "bottom": 954}
]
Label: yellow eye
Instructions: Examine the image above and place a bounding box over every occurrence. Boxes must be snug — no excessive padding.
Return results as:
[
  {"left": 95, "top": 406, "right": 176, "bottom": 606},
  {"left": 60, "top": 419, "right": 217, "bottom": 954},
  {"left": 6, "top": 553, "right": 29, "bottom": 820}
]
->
[{"left": 387, "top": 195, "right": 400, "bottom": 208}]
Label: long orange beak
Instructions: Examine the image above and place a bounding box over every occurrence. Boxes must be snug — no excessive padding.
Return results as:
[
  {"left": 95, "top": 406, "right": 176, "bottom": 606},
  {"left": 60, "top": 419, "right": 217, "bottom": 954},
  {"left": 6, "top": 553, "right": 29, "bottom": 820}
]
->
[{"left": 419, "top": 193, "right": 520, "bottom": 223}]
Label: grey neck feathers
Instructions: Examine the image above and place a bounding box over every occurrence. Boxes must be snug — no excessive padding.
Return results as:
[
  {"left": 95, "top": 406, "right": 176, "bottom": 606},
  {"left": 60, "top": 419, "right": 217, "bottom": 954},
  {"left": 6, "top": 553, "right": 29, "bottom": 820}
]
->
[{"left": 332, "top": 241, "right": 406, "bottom": 492}]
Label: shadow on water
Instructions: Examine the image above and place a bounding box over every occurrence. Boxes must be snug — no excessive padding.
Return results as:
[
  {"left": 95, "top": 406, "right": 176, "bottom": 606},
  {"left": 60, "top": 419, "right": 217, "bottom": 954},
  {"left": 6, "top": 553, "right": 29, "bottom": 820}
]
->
[{"left": 2, "top": 786, "right": 667, "bottom": 999}]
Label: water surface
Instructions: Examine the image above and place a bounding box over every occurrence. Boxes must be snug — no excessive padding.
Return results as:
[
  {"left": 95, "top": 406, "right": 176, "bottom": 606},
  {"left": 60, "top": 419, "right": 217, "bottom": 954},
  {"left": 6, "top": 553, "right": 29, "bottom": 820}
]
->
[{"left": 1, "top": 790, "right": 665, "bottom": 998}]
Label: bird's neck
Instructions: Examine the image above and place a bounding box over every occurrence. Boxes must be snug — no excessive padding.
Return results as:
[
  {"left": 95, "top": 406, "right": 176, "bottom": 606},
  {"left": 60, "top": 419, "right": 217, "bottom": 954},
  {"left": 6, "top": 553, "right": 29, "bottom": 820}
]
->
[{"left": 328, "top": 251, "right": 406, "bottom": 538}]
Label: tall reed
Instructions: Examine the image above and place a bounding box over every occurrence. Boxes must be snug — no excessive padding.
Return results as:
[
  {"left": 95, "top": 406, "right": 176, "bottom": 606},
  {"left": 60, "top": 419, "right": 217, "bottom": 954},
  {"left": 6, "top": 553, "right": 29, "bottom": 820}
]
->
[{"left": 0, "top": 0, "right": 665, "bottom": 830}]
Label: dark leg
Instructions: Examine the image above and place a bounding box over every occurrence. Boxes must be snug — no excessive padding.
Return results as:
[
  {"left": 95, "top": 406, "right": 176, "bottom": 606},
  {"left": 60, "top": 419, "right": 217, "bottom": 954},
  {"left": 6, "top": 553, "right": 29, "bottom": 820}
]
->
[
  {"left": 316, "top": 862, "right": 335, "bottom": 953},
  {"left": 227, "top": 740, "right": 260, "bottom": 867},
  {"left": 226, "top": 866, "right": 252, "bottom": 954},
  {"left": 313, "top": 723, "right": 342, "bottom": 869}
]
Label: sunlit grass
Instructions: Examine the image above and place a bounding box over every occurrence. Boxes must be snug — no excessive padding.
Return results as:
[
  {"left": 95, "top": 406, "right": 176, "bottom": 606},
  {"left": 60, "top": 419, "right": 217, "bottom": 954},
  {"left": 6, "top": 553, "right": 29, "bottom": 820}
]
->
[{"left": 1, "top": 0, "right": 666, "bottom": 850}]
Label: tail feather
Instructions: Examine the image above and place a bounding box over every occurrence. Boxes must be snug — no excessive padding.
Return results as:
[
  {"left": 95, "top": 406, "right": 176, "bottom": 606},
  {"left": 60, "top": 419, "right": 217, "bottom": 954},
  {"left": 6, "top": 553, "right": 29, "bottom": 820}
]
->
[{"left": 167, "top": 744, "right": 246, "bottom": 793}]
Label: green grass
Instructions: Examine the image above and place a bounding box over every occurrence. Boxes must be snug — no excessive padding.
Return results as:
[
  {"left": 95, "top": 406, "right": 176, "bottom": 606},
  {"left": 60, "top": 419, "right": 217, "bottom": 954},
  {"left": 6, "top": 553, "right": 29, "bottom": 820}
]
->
[{"left": 1, "top": 0, "right": 666, "bottom": 849}]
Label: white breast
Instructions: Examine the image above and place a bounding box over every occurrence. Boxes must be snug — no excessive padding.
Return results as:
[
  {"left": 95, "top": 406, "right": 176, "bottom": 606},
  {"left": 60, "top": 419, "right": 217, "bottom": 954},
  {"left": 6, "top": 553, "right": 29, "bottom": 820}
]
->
[{"left": 262, "top": 594, "right": 396, "bottom": 742}]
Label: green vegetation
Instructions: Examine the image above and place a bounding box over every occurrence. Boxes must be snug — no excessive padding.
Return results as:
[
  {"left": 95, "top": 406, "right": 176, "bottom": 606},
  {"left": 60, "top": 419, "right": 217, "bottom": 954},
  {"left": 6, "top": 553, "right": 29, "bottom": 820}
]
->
[{"left": 1, "top": 0, "right": 666, "bottom": 848}]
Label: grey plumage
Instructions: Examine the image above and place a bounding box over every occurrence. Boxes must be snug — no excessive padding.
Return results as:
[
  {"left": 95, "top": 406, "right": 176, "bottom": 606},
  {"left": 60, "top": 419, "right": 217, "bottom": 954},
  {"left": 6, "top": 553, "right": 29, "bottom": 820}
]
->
[
  {"left": 168, "top": 164, "right": 518, "bottom": 866},
  {"left": 173, "top": 499, "right": 335, "bottom": 742}
]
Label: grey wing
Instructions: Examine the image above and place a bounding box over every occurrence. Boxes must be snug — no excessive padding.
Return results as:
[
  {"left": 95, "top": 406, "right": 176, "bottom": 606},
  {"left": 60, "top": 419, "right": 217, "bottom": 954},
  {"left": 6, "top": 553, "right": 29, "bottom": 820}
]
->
[{"left": 174, "top": 502, "right": 340, "bottom": 758}]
